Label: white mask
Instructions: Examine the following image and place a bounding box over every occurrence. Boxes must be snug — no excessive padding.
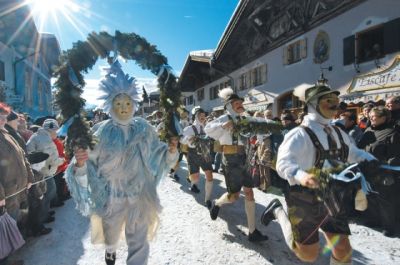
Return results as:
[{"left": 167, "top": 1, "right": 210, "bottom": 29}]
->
[{"left": 111, "top": 94, "right": 135, "bottom": 122}]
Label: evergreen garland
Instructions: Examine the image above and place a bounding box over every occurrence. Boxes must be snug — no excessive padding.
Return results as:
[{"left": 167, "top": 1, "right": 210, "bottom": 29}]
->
[
  {"left": 54, "top": 31, "right": 181, "bottom": 157},
  {"left": 232, "top": 119, "right": 283, "bottom": 137}
]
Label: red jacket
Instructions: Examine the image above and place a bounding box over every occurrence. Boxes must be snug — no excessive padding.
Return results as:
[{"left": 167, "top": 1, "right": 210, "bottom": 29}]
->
[{"left": 53, "top": 138, "right": 68, "bottom": 174}]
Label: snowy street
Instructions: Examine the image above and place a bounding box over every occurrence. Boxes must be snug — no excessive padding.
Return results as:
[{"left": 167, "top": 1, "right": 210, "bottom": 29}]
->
[{"left": 12, "top": 161, "right": 400, "bottom": 265}]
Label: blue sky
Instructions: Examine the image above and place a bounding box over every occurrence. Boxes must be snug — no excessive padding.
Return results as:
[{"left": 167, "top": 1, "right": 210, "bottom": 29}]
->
[{"left": 29, "top": 0, "right": 239, "bottom": 105}]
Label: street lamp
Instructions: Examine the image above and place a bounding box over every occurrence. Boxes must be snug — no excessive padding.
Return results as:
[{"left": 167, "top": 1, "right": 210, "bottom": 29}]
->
[{"left": 13, "top": 51, "right": 40, "bottom": 93}]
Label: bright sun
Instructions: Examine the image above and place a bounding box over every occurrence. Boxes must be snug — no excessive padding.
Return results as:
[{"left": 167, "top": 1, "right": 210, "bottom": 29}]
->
[
  {"left": 29, "top": 0, "right": 73, "bottom": 15},
  {"left": 26, "top": 0, "right": 89, "bottom": 36}
]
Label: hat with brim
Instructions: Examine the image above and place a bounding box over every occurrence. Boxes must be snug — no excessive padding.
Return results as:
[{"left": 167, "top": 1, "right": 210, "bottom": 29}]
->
[
  {"left": 305, "top": 85, "right": 340, "bottom": 104},
  {"left": 7, "top": 111, "right": 18, "bottom": 122},
  {"left": 27, "top": 152, "right": 49, "bottom": 164},
  {"left": 192, "top": 106, "right": 206, "bottom": 116},
  {"left": 224, "top": 94, "right": 244, "bottom": 109}
]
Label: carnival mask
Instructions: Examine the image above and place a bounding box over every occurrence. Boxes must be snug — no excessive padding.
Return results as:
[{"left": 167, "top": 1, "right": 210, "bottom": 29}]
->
[
  {"left": 112, "top": 93, "right": 135, "bottom": 121},
  {"left": 317, "top": 93, "right": 339, "bottom": 119},
  {"left": 197, "top": 112, "right": 207, "bottom": 124},
  {"left": 231, "top": 99, "right": 245, "bottom": 114}
]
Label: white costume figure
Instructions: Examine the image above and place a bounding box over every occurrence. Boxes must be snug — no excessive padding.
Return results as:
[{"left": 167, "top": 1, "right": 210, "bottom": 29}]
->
[
  {"left": 260, "top": 83, "right": 376, "bottom": 265},
  {"left": 65, "top": 61, "right": 179, "bottom": 265}
]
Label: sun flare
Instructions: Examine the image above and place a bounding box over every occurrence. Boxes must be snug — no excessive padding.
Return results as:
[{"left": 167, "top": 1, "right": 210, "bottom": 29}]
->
[
  {"left": 34, "top": 0, "right": 68, "bottom": 13},
  {"left": 25, "top": 0, "right": 94, "bottom": 39}
]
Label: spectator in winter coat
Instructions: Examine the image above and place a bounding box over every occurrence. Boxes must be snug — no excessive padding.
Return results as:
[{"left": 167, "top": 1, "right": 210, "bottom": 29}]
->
[
  {"left": 17, "top": 114, "right": 33, "bottom": 142},
  {"left": 26, "top": 152, "right": 52, "bottom": 237},
  {"left": 386, "top": 96, "right": 400, "bottom": 131},
  {"left": 0, "top": 103, "right": 34, "bottom": 222},
  {"left": 359, "top": 103, "right": 374, "bottom": 131},
  {"left": 340, "top": 111, "right": 363, "bottom": 144},
  {"left": 358, "top": 106, "right": 400, "bottom": 237},
  {"left": 5, "top": 111, "right": 27, "bottom": 153},
  {"left": 27, "top": 119, "right": 64, "bottom": 224}
]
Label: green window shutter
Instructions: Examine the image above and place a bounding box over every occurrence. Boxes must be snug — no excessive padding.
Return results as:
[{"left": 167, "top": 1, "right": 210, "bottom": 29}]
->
[
  {"left": 384, "top": 18, "right": 400, "bottom": 55},
  {"left": 343, "top": 35, "right": 355, "bottom": 65}
]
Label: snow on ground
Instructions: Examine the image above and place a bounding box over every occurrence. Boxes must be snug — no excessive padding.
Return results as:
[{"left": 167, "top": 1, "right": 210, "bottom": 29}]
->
[{"left": 12, "top": 160, "right": 400, "bottom": 265}]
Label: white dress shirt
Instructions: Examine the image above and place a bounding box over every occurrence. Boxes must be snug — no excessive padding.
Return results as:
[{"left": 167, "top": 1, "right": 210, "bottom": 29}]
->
[
  {"left": 204, "top": 114, "right": 258, "bottom": 146},
  {"left": 276, "top": 112, "right": 376, "bottom": 186},
  {"left": 180, "top": 120, "right": 205, "bottom": 148}
]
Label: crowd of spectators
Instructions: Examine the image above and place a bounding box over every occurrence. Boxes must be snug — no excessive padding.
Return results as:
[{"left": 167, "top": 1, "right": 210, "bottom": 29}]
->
[{"left": 0, "top": 102, "right": 70, "bottom": 265}]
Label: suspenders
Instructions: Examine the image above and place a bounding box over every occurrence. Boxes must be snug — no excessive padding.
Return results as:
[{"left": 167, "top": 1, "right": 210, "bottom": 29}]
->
[
  {"left": 300, "top": 125, "right": 349, "bottom": 169},
  {"left": 191, "top": 125, "right": 205, "bottom": 136},
  {"left": 227, "top": 115, "right": 246, "bottom": 145}
]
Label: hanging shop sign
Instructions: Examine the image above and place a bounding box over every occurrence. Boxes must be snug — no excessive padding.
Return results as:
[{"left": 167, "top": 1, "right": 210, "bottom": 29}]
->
[
  {"left": 341, "top": 55, "right": 400, "bottom": 104},
  {"left": 348, "top": 56, "right": 400, "bottom": 93}
]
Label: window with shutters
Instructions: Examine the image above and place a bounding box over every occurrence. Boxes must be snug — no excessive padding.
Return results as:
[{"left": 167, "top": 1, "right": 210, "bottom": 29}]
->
[
  {"left": 0, "top": 61, "right": 5, "bottom": 81},
  {"left": 187, "top": 95, "right": 194, "bottom": 105},
  {"left": 384, "top": 18, "right": 400, "bottom": 55},
  {"left": 356, "top": 25, "right": 384, "bottom": 64},
  {"left": 239, "top": 72, "right": 249, "bottom": 90},
  {"left": 197, "top": 88, "right": 204, "bottom": 101},
  {"left": 284, "top": 39, "right": 307, "bottom": 65},
  {"left": 251, "top": 64, "right": 267, "bottom": 87},
  {"left": 209, "top": 86, "right": 218, "bottom": 100}
]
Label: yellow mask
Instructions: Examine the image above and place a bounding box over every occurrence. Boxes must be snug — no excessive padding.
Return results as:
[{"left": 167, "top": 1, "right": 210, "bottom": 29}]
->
[
  {"left": 112, "top": 94, "right": 134, "bottom": 121},
  {"left": 317, "top": 93, "right": 339, "bottom": 119}
]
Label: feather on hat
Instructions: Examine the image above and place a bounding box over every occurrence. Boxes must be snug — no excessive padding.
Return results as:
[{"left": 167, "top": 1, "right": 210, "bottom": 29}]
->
[{"left": 218, "top": 87, "right": 244, "bottom": 109}]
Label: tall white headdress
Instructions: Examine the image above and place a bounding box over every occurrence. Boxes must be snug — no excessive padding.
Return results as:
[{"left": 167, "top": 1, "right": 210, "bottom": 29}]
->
[{"left": 98, "top": 60, "right": 143, "bottom": 113}]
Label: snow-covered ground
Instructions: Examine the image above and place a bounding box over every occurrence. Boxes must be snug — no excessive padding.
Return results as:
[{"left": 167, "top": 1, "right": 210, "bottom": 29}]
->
[{"left": 12, "top": 161, "right": 400, "bottom": 265}]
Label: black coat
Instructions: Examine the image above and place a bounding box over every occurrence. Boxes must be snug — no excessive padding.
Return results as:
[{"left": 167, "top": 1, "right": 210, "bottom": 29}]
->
[{"left": 358, "top": 123, "right": 400, "bottom": 166}]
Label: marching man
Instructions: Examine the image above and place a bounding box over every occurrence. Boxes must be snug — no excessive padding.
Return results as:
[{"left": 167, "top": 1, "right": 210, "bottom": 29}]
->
[
  {"left": 260, "top": 83, "right": 376, "bottom": 264},
  {"left": 180, "top": 107, "right": 214, "bottom": 208},
  {"left": 204, "top": 88, "right": 269, "bottom": 242},
  {"left": 66, "top": 61, "right": 178, "bottom": 265}
]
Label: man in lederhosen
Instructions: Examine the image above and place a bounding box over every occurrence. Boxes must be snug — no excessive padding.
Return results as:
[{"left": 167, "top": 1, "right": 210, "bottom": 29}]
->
[
  {"left": 180, "top": 107, "right": 214, "bottom": 207},
  {"left": 260, "top": 83, "right": 376, "bottom": 264},
  {"left": 205, "top": 88, "right": 268, "bottom": 242}
]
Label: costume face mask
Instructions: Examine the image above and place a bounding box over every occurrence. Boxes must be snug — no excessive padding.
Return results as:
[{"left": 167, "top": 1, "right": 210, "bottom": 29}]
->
[
  {"left": 231, "top": 99, "right": 245, "bottom": 114},
  {"left": 317, "top": 93, "right": 339, "bottom": 119},
  {"left": 197, "top": 112, "right": 207, "bottom": 124},
  {"left": 112, "top": 93, "right": 134, "bottom": 121}
]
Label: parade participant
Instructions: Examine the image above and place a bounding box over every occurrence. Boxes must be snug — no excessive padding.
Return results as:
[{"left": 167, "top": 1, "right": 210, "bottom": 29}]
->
[
  {"left": 180, "top": 106, "right": 214, "bottom": 207},
  {"left": 260, "top": 83, "right": 376, "bottom": 264},
  {"left": 66, "top": 61, "right": 179, "bottom": 265},
  {"left": 204, "top": 88, "right": 269, "bottom": 242}
]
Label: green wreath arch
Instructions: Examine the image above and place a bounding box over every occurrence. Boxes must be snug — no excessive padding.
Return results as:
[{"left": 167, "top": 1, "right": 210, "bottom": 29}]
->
[{"left": 54, "top": 31, "right": 181, "bottom": 156}]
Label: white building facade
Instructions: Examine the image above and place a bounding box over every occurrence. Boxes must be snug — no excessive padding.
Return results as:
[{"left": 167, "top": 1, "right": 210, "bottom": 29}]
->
[{"left": 180, "top": 0, "right": 400, "bottom": 117}]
